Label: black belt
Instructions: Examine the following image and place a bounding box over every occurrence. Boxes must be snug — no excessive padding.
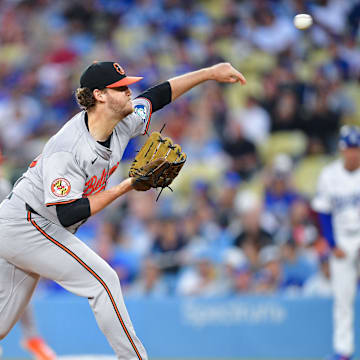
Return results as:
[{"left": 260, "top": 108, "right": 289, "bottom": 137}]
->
[{"left": 25, "top": 203, "right": 39, "bottom": 215}]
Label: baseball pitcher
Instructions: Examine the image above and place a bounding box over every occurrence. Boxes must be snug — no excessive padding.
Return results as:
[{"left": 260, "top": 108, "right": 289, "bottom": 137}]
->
[{"left": 0, "top": 61, "right": 246, "bottom": 359}]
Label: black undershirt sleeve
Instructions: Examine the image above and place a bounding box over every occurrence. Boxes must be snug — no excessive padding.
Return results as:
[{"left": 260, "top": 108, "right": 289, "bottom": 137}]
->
[
  {"left": 136, "top": 81, "right": 172, "bottom": 112},
  {"left": 56, "top": 198, "right": 91, "bottom": 227}
]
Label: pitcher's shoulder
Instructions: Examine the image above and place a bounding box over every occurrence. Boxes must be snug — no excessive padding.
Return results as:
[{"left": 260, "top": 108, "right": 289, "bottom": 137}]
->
[{"left": 43, "top": 112, "right": 88, "bottom": 155}]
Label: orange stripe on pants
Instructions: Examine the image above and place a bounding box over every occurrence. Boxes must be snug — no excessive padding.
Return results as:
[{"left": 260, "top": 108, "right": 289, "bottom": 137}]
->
[{"left": 27, "top": 211, "right": 143, "bottom": 360}]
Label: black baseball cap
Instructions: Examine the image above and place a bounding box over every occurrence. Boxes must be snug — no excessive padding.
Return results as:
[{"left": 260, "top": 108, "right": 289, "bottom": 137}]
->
[{"left": 80, "top": 61, "right": 143, "bottom": 90}]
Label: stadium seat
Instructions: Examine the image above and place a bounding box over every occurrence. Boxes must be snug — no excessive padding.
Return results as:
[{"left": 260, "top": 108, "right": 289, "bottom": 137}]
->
[
  {"left": 293, "top": 154, "right": 334, "bottom": 197},
  {"left": 344, "top": 82, "right": 360, "bottom": 121},
  {"left": 259, "top": 130, "right": 308, "bottom": 165}
]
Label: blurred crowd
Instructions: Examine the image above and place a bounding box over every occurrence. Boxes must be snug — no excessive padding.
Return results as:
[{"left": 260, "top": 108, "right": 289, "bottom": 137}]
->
[{"left": 1, "top": 0, "right": 360, "bottom": 298}]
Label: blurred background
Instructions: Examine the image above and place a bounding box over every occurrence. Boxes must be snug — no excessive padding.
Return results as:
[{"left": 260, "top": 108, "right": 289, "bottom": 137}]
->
[{"left": 1, "top": 0, "right": 360, "bottom": 358}]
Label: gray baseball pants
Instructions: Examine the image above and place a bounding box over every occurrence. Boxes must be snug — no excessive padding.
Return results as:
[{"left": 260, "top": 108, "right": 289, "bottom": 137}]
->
[{"left": 0, "top": 193, "right": 147, "bottom": 360}]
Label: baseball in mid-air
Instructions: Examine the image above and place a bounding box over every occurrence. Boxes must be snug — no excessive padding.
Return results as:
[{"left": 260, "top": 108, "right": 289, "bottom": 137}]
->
[{"left": 293, "top": 13, "right": 313, "bottom": 30}]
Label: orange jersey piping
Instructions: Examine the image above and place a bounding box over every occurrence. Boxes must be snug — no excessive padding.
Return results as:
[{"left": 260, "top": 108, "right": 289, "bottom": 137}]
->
[{"left": 46, "top": 199, "right": 78, "bottom": 206}]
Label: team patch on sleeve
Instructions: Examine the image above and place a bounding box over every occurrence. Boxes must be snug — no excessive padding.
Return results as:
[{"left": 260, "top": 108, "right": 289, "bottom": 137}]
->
[
  {"left": 51, "top": 178, "right": 71, "bottom": 197},
  {"left": 134, "top": 104, "right": 147, "bottom": 123}
]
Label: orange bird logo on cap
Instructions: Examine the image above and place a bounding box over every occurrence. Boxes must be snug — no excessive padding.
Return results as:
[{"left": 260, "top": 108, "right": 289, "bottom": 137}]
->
[{"left": 113, "top": 63, "right": 125, "bottom": 75}]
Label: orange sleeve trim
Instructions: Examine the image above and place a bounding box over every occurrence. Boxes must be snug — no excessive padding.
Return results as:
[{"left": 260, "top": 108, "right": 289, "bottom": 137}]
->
[
  {"left": 29, "top": 160, "right": 38, "bottom": 168},
  {"left": 46, "top": 199, "right": 77, "bottom": 206}
]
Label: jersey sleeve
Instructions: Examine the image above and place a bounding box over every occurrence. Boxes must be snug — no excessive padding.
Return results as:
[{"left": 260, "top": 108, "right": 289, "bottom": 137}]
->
[
  {"left": 311, "top": 169, "right": 332, "bottom": 213},
  {"left": 130, "top": 97, "right": 153, "bottom": 137},
  {"left": 43, "top": 151, "right": 86, "bottom": 206}
]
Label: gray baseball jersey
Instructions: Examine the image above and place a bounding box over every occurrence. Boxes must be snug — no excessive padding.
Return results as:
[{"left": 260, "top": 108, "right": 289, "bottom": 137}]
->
[
  {"left": 0, "top": 98, "right": 152, "bottom": 360},
  {"left": 12, "top": 98, "right": 151, "bottom": 233}
]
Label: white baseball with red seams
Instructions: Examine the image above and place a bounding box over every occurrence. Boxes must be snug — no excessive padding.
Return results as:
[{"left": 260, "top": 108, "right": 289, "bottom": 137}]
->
[{"left": 293, "top": 13, "right": 313, "bottom": 30}]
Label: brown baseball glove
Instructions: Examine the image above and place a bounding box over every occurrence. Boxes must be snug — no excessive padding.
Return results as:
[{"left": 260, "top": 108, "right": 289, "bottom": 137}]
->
[{"left": 129, "top": 131, "right": 187, "bottom": 193}]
